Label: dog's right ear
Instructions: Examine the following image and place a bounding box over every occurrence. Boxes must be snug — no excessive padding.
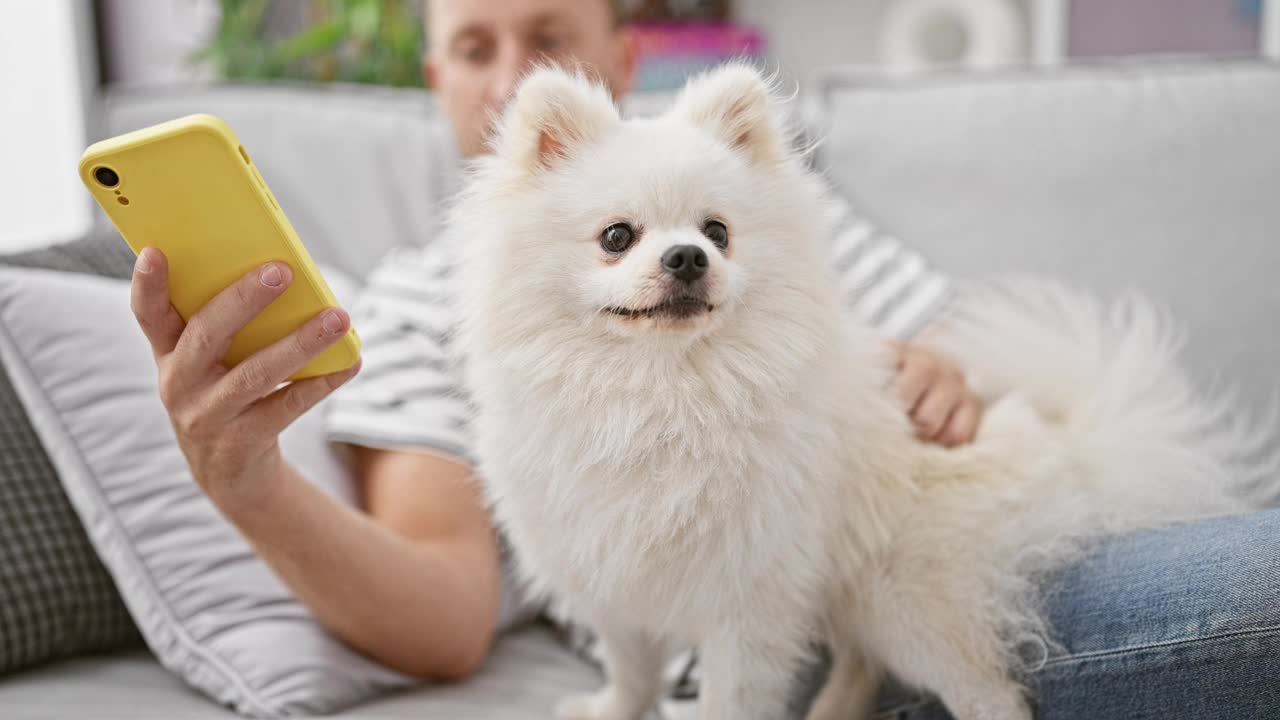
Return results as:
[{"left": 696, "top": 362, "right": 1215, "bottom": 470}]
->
[
  {"left": 493, "top": 66, "right": 620, "bottom": 174},
  {"left": 673, "top": 63, "right": 784, "bottom": 166}
]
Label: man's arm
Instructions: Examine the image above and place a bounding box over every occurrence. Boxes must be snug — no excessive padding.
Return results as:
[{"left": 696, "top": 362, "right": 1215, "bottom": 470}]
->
[
  {"left": 223, "top": 448, "right": 502, "bottom": 680},
  {"left": 129, "top": 247, "right": 501, "bottom": 680},
  {"left": 823, "top": 199, "right": 981, "bottom": 445}
]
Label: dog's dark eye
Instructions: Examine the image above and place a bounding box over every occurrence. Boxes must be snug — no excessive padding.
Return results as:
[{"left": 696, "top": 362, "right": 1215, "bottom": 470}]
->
[
  {"left": 702, "top": 220, "right": 729, "bottom": 250},
  {"left": 601, "top": 223, "right": 636, "bottom": 254}
]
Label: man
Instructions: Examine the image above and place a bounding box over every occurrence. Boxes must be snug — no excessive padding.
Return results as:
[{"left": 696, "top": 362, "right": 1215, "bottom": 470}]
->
[
  {"left": 129, "top": 0, "right": 1280, "bottom": 717},
  {"left": 129, "top": 0, "right": 972, "bottom": 682}
]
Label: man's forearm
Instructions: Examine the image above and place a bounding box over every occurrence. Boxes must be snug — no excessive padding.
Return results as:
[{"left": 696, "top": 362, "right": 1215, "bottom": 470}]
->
[{"left": 217, "top": 460, "right": 502, "bottom": 680}]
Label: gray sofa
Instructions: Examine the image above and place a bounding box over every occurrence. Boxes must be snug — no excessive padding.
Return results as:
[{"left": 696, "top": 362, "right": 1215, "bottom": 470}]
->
[{"left": 1, "top": 57, "right": 1277, "bottom": 719}]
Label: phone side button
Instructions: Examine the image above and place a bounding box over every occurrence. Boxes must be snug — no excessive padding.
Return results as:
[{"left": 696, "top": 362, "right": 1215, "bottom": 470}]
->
[{"left": 252, "top": 167, "right": 279, "bottom": 209}]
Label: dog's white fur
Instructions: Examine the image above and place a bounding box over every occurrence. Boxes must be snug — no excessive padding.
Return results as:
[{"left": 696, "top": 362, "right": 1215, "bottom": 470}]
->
[{"left": 449, "top": 64, "right": 1278, "bottom": 720}]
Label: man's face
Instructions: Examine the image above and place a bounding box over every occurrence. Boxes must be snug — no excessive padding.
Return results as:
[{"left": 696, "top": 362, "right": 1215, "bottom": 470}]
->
[{"left": 425, "top": 0, "right": 635, "bottom": 158}]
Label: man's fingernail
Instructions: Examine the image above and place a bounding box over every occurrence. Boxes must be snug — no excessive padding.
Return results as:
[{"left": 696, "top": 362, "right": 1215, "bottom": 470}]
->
[
  {"left": 135, "top": 250, "right": 152, "bottom": 274},
  {"left": 322, "top": 310, "right": 344, "bottom": 335},
  {"left": 260, "top": 264, "right": 284, "bottom": 287}
]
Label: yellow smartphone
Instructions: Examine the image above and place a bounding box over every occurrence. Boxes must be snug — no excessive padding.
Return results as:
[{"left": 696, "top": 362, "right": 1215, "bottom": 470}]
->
[{"left": 79, "top": 113, "right": 359, "bottom": 381}]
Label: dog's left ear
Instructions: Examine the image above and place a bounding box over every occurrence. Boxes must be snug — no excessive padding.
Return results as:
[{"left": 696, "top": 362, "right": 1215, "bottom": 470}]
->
[
  {"left": 495, "top": 66, "right": 620, "bottom": 173},
  {"left": 674, "top": 63, "right": 784, "bottom": 166}
]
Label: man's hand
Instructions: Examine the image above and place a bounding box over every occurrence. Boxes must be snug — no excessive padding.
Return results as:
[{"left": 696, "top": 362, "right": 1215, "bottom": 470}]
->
[
  {"left": 130, "top": 246, "right": 361, "bottom": 509},
  {"left": 130, "top": 247, "right": 500, "bottom": 681},
  {"left": 890, "top": 340, "right": 982, "bottom": 448}
]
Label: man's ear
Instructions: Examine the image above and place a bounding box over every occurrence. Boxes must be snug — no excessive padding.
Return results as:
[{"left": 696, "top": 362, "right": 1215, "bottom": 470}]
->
[
  {"left": 422, "top": 53, "right": 437, "bottom": 90},
  {"left": 611, "top": 27, "right": 639, "bottom": 98},
  {"left": 493, "top": 66, "right": 620, "bottom": 173},
  {"left": 672, "top": 63, "right": 785, "bottom": 166}
]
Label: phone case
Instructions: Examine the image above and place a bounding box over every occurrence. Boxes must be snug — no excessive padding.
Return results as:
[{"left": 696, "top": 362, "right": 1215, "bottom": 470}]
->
[{"left": 78, "top": 114, "right": 360, "bottom": 381}]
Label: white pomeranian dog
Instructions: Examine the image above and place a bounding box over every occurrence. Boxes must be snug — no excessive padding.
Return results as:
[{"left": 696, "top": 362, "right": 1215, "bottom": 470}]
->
[{"left": 450, "top": 63, "right": 1276, "bottom": 720}]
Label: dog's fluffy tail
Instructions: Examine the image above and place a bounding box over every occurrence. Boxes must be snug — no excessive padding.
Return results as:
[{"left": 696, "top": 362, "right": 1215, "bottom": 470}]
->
[
  {"left": 935, "top": 279, "right": 1280, "bottom": 530},
  {"left": 916, "top": 280, "right": 1279, "bottom": 670}
]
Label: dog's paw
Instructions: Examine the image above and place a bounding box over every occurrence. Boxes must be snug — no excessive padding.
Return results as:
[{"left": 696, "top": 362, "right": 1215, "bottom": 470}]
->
[
  {"left": 554, "top": 688, "right": 643, "bottom": 720},
  {"left": 964, "top": 696, "right": 1032, "bottom": 720}
]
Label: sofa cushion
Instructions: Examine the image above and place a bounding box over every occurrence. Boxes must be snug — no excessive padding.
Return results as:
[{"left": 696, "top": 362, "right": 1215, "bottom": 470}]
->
[
  {"left": 102, "top": 83, "right": 460, "bottom": 282},
  {"left": 813, "top": 59, "right": 1280, "bottom": 424},
  {"left": 0, "top": 625, "right": 602, "bottom": 719},
  {"left": 0, "top": 255, "right": 426, "bottom": 717},
  {"left": 0, "top": 232, "right": 142, "bottom": 676}
]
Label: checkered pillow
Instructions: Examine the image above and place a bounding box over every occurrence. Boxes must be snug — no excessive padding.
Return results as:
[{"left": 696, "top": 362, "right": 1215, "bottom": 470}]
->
[{"left": 0, "top": 230, "right": 142, "bottom": 674}]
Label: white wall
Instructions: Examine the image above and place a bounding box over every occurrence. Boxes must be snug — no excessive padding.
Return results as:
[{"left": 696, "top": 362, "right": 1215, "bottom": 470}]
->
[
  {"left": 743, "top": 0, "right": 1275, "bottom": 76},
  {"left": 0, "top": 2, "right": 96, "bottom": 252},
  {"left": 736, "top": 0, "right": 890, "bottom": 84},
  {"left": 737, "top": 0, "right": 1066, "bottom": 79},
  {"left": 1266, "top": 0, "right": 1280, "bottom": 58},
  {"left": 96, "top": 0, "right": 220, "bottom": 86}
]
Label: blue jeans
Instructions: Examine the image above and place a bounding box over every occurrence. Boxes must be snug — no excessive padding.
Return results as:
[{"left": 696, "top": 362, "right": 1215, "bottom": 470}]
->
[{"left": 791, "top": 509, "right": 1280, "bottom": 719}]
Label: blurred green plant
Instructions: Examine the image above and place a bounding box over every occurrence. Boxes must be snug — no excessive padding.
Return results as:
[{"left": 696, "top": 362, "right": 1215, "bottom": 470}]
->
[{"left": 196, "top": 0, "right": 426, "bottom": 87}]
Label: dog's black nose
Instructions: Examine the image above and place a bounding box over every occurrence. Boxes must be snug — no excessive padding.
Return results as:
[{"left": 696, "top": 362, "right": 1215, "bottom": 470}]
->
[{"left": 661, "top": 245, "right": 708, "bottom": 283}]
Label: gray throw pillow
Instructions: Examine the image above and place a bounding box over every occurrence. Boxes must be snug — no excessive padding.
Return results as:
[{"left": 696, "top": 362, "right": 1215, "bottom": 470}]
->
[
  {"left": 0, "top": 235, "right": 417, "bottom": 717},
  {"left": 0, "top": 230, "right": 142, "bottom": 675}
]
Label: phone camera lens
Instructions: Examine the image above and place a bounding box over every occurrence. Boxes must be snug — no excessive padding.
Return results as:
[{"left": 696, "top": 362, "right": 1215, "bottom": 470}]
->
[{"left": 94, "top": 167, "right": 120, "bottom": 188}]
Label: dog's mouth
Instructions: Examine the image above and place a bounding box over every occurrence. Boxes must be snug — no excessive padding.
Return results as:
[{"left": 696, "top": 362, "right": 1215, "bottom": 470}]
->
[{"left": 605, "top": 297, "right": 715, "bottom": 320}]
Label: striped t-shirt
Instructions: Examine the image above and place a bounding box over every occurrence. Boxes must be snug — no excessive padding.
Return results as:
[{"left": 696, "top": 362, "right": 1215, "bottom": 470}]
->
[{"left": 323, "top": 195, "right": 952, "bottom": 632}]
